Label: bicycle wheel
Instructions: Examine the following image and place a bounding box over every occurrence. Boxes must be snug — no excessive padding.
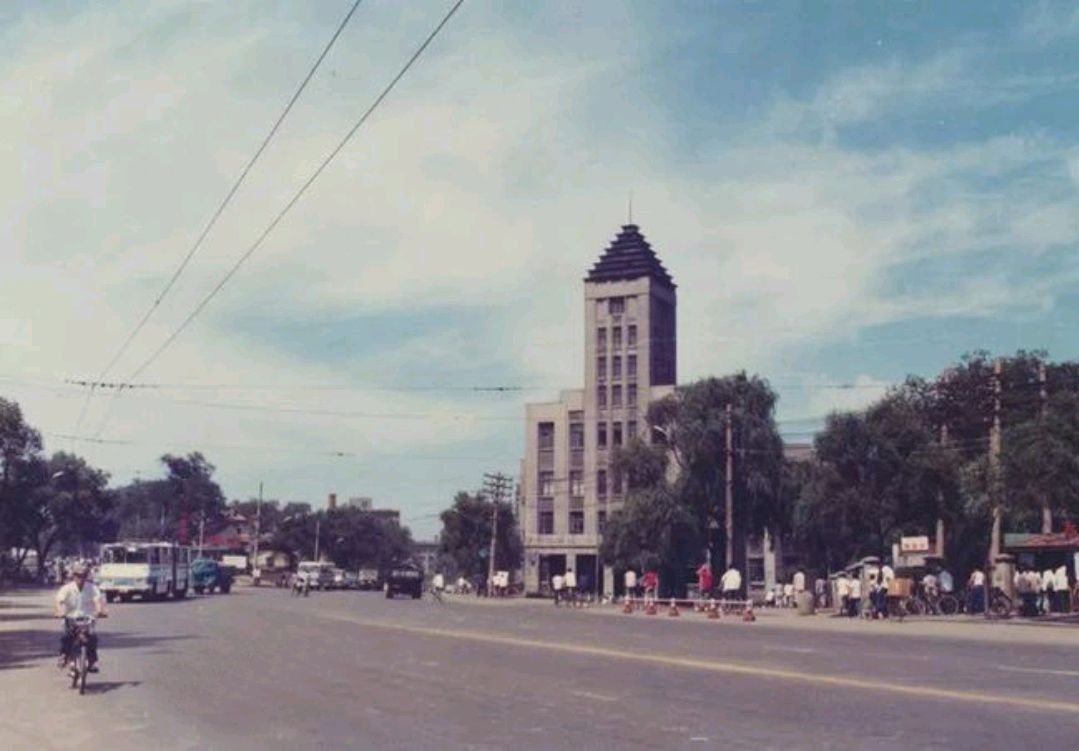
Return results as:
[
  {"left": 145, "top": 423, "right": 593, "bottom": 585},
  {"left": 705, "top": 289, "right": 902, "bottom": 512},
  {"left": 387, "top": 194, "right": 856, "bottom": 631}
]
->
[
  {"left": 991, "top": 594, "right": 1012, "bottom": 618},
  {"left": 78, "top": 647, "right": 87, "bottom": 695},
  {"left": 905, "top": 597, "right": 926, "bottom": 616},
  {"left": 937, "top": 595, "right": 959, "bottom": 615}
]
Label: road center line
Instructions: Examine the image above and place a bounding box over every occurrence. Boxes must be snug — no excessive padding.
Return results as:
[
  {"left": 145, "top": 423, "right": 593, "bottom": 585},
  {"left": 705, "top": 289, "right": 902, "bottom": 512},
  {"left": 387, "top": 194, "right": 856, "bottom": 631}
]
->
[
  {"left": 998, "top": 665, "right": 1079, "bottom": 678},
  {"left": 316, "top": 612, "right": 1079, "bottom": 716},
  {"left": 569, "top": 689, "right": 618, "bottom": 702}
]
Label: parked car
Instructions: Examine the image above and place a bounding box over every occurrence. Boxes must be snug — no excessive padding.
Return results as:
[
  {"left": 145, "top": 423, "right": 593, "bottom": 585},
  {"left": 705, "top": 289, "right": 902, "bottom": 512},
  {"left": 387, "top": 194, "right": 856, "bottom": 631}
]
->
[
  {"left": 191, "top": 558, "right": 234, "bottom": 594},
  {"left": 357, "top": 568, "right": 380, "bottom": 591},
  {"left": 385, "top": 563, "right": 423, "bottom": 599},
  {"left": 296, "top": 561, "right": 334, "bottom": 590}
]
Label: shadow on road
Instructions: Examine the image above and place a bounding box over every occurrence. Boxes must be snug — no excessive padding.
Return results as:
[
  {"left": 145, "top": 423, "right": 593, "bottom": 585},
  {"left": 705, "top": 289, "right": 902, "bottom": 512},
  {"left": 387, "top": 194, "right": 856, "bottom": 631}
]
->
[
  {"left": 82, "top": 680, "right": 143, "bottom": 695},
  {"left": 0, "top": 629, "right": 202, "bottom": 671}
]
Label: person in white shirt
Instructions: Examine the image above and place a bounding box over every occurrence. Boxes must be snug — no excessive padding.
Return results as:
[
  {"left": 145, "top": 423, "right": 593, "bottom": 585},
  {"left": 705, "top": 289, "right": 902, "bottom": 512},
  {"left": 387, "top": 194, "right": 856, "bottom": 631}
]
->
[
  {"left": 793, "top": 570, "right": 806, "bottom": 594},
  {"left": 720, "top": 567, "right": 742, "bottom": 601},
  {"left": 563, "top": 569, "right": 578, "bottom": 607},
  {"left": 1040, "top": 568, "right": 1055, "bottom": 614},
  {"left": 551, "top": 574, "right": 564, "bottom": 606},
  {"left": 432, "top": 572, "right": 445, "bottom": 593},
  {"left": 782, "top": 582, "right": 794, "bottom": 608},
  {"left": 1054, "top": 566, "right": 1069, "bottom": 613},
  {"left": 848, "top": 575, "right": 863, "bottom": 618},
  {"left": 54, "top": 562, "right": 107, "bottom": 671},
  {"left": 938, "top": 569, "right": 955, "bottom": 593},
  {"left": 836, "top": 574, "right": 851, "bottom": 616},
  {"left": 623, "top": 569, "right": 638, "bottom": 601},
  {"left": 968, "top": 568, "right": 987, "bottom": 613}
]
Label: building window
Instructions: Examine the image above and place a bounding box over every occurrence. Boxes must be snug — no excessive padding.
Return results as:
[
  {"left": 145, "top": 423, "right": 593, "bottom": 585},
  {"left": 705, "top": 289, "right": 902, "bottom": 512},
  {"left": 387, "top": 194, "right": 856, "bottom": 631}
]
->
[
  {"left": 612, "top": 385, "right": 622, "bottom": 407},
  {"left": 570, "top": 470, "right": 584, "bottom": 498},
  {"left": 627, "top": 420, "right": 637, "bottom": 439},
  {"left": 628, "top": 324, "right": 637, "bottom": 347},
  {"left": 569, "top": 511, "right": 585, "bottom": 534},
  {"left": 748, "top": 558, "right": 765, "bottom": 584},
  {"left": 537, "top": 510, "right": 554, "bottom": 535},
  {"left": 570, "top": 422, "right": 584, "bottom": 451},
  {"left": 597, "top": 327, "right": 607, "bottom": 350},
  {"left": 597, "top": 385, "right": 607, "bottom": 409},
  {"left": 539, "top": 471, "right": 554, "bottom": 497},
  {"left": 609, "top": 297, "right": 625, "bottom": 316},
  {"left": 596, "top": 356, "right": 606, "bottom": 381},
  {"left": 597, "top": 422, "right": 607, "bottom": 448},
  {"left": 612, "top": 326, "right": 622, "bottom": 348},
  {"left": 538, "top": 422, "right": 554, "bottom": 451},
  {"left": 613, "top": 472, "right": 623, "bottom": 494},
  {"left": 597, "top": 510, "right": 607, "bottom": 535},
  {"left": 627, "top": 384, "right": 637, "bottom": 408},
  {"left": 613, "top": 421, "right": 623, "bottom": 447},
  {"left": 627, "top": 354, "right": 637, "bottom": 378},
  {"left": 612, "top": 355, "right": 622, "bottom": 379},
  {"left": 597, "top": 469, "right": 607, "bottom": 497}
]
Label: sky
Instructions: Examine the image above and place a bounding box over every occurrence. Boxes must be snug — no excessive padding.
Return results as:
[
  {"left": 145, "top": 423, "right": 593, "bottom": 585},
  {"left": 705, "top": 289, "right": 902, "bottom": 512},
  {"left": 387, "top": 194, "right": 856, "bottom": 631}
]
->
[{"left": 3, "top": 0, "right": 1078, "bottom": 538}]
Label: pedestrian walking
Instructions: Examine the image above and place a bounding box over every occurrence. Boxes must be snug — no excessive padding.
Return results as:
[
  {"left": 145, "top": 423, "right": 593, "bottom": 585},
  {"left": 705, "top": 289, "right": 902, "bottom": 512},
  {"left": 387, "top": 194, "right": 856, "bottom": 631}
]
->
[
  {"left": 563, "top": 569, "right": 578, "bottom": 607},
  {"left": 552, "top": 573, "right": 564, "bottom": 606},
  {"left": 836, "top": 573, "right": 851, "bottom": 616},
  {"left": 623, "top": 569, "right": 638, "bottom": 604},
  {"left": 642, "top": 569, "right": 659, "bottom": 606},
  {"left": 696, "top": 562, "right": 713, "bottom": 608},
  {"left": 782, "top": 582, "right": 794, "bottom": 608},
  {"left": 1054, "top": 566, "right": 1069, "bottom": 613},
  {"left": 848, "top": 574, "right": 862, "bottom": 618},
  {"left": 968, "top": 568, "right": 986, "bottom": 614}
]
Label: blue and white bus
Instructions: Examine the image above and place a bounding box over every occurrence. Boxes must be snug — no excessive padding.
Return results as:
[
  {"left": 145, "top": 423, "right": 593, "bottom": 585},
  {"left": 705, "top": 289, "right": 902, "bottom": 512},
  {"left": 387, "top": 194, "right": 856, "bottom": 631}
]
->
[{"left": 98, "top": 542, "right": 192, "bottom": 602}]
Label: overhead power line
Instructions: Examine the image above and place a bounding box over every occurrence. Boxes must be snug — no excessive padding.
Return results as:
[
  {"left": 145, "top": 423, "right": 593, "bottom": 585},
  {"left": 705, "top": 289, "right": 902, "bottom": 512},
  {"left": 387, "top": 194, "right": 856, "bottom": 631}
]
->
[
  {"left": 74, "top": 0, "right": 367, "bottom": 440},
  {"left": 122, "top": 0, "right": 467, "bottom": 386}
]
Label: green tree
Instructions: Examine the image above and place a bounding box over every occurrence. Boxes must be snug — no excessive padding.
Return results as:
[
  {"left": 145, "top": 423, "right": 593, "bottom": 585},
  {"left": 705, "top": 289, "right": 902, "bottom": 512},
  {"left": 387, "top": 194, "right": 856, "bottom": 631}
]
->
[
  {"left": 438, "top": 491, "right": 522, "bottom": 579},
  {"left": 25, "top": 453, "right": 112, "bottom": 574},
  {"left": 0, "top": 398, "right": 44, "bottom": 573},
  {"left": 161, "top": 453, "right": 226, "bottom": 542}
]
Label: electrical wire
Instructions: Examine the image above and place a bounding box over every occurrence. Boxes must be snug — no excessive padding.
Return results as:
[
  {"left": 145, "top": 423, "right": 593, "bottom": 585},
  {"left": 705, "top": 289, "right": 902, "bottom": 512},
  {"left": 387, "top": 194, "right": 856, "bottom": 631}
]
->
[{"left": 73, "top": 0, "right": 367, "bottom": 440}]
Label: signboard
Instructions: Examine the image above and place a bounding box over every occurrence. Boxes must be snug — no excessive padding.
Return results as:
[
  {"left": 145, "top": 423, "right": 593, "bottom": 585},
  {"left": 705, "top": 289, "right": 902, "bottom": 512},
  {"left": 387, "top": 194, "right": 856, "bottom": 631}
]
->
[
  {"left": 222, "top": 555, "right": 248, "bottom": 571},
  {"left": 900, "top": 536, "right": 930, "bottom": 554}
]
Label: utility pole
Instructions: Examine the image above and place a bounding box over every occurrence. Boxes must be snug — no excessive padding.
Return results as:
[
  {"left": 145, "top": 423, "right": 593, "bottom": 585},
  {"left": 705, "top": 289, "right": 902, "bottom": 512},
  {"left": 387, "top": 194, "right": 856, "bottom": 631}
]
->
[
  {"left": 483, "top": 472, "right": 511, "bottom": 596},
  {"left": 1039, "top": 362, "right": 1051, "bottom": 534},
  {"left": 724, "top": 402, "right": 734, "bottom": 571},
  {"left": 197, "top": 512, "right": 205, "bottom": 557},
  {"left": 936, "top": 422, "right": 948, "bottom": 558},
  {"left": 314, "top": 517, "right": 321, "bottom": 562},
  {"left": 989, "top": 358, "right": 1003, "bottom": 563},
  {"left": 252, "top": 482, "right": 263, "bottom": 577}
]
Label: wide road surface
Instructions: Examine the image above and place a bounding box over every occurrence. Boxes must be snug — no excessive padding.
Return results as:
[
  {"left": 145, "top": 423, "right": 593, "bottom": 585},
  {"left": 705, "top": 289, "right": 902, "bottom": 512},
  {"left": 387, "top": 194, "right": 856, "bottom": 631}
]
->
[{"left": 3, "top": 586, "right": 1079, "bottom": 750}]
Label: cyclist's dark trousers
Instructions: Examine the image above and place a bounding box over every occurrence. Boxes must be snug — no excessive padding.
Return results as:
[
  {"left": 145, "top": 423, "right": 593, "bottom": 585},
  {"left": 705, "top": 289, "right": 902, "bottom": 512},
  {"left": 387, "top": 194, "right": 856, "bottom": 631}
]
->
[{"left": 60, "top": 626, "right": 98, "bottom": 665}]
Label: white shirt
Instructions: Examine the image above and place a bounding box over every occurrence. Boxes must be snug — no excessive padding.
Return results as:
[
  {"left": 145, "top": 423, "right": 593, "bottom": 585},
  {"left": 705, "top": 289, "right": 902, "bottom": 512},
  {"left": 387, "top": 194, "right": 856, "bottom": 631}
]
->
[
  {"left": 783, "top": 583, "right": 794, "bottom": 596},
  {"left": 939, "top": 570, "right": 954, "bottom": 592},
  {"left": 56, "top": 581, "right": 103, "bottom": 618},
  {"left": 563, "top": 571, "right": 577, "bottom": 589},
  {"left": 624, "top": 570, "right": 637, "bottom": 589},
  {"left": 793, "top": 572, "right": 806, "bottom": 592},
  {"left": 552, "top": 575, "right": 564, "bottom": 591},
  {"left": 850, "top": 578, "right": 862, "bottom": 598},
  {"left": 1054, "top": 567, "right": 1068, "bottom": 592},
  {"left": 433, "top": 573, "right": 444, "bottom": 590},
  {"left": 971, "top": 570, "right": 986, "bottom": 587},
  {"left": 1041, "top": 569, "right": 1055, "bottom": 590},
  {"left": 881, "top": 566, "right": 895, "bottom": 586},
  {"left": 720, "top": 568, "right": 741, "bottom": 592},
  {"left": 836, "top": 577, "right": 851, "bottom": 597}
]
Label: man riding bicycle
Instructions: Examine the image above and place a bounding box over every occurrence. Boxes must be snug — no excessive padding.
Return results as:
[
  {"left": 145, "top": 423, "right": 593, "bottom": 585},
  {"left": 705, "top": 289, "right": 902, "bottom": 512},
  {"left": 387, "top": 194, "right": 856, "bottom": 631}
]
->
[{"left": 54, "top": 561, "right": 108, "bottom": 672}]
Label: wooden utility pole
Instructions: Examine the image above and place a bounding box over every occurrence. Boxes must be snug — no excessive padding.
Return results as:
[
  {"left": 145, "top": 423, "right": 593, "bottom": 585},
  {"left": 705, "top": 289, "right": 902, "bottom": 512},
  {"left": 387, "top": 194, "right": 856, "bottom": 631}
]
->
[
  {"left": 1039, "top": 362, "right": 1051, "bottom": 534},
  {"left": 989, "top": 358, "right": 1003, "bottom": 562},
  {"left": 936, "top": 423, "right": 948, "bottom": 558},
  {"left": 483, "top": 472, "right": 511, "bottom": 595},
  {"left": 724, "top": 403, "right": 734, "bottom": 570},
  {"left": 252, "top": 482, "right": 263, "bottom": 576}
]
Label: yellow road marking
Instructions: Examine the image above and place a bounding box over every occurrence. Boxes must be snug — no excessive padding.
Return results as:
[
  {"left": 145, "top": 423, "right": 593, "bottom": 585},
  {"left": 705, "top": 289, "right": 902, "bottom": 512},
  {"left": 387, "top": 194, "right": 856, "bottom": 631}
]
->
[{"left": 317, "top": 612, "right": 1079, "bottom": 716}]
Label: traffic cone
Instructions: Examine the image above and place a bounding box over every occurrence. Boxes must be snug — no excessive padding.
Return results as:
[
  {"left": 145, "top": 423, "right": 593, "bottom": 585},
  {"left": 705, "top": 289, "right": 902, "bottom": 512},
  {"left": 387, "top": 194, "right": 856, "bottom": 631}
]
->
[
  {"left": 707, "top": 598, "right": 720, "bottom": 619},
  {"left": 742, "top": 603, "right": 756, "bottom": 622},
  {"left": 622, "top": 598, "right": 634, "bottom": 614},
  {"left": 645, "top": 600, "right": 658, "bottom": 616},
  {"left": 668, "top": 598, "right": 680, "bottom": 617}
]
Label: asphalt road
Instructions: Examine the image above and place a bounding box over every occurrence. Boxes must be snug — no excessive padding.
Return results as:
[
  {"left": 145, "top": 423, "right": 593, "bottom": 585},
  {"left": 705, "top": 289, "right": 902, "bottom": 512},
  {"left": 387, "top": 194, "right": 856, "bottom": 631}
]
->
[{"left": 3, "top": 586, "right": 1079, "bottom": 750}]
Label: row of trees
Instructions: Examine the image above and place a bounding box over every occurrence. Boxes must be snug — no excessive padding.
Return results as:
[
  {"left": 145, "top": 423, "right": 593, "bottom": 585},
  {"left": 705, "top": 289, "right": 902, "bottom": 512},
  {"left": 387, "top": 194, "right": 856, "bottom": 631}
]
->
[
  {"left": 599, "top": 351, "right": 1079, "bottom": 593},
  {"left": 1, "top": 396, "right": 229, "bottom": 579},
  {"left": 269, "top": 505, "right": 414, "bottom": 571},
  {"left": 437, "top": 490, "right": 522, "bottom": 581}
]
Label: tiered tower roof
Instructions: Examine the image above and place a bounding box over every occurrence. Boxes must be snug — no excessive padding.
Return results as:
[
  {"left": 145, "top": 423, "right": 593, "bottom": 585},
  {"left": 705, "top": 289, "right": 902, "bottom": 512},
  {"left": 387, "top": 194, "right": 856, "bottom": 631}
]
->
[{"left": 585, "top": 224, "right": 675, "bottom": 289}]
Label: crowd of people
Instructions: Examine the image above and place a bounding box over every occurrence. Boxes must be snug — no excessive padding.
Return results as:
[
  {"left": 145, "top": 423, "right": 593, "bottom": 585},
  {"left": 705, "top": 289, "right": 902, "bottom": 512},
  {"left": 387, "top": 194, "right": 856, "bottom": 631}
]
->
[{"left": 1014, "top": 566, "right": 1071, "bottom": 617}]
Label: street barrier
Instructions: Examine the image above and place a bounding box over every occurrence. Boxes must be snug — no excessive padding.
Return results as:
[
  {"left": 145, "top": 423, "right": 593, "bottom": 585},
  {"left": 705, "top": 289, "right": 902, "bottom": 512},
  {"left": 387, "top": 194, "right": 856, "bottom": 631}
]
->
[{"left": 620, "top": 596, "right": 752, "bottom": 619}]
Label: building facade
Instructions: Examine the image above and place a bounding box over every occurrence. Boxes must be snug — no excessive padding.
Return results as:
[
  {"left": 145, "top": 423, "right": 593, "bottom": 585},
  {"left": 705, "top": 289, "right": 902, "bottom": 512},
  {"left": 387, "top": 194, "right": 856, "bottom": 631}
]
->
[{"left": 520, "top": 224, "right": 676, "bottom": 596}]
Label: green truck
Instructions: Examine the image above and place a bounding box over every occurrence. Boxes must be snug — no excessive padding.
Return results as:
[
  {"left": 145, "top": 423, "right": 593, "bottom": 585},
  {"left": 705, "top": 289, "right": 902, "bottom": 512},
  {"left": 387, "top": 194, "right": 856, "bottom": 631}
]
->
[{"left": 190, "top": 558, "right": 234, "bottom": 594}]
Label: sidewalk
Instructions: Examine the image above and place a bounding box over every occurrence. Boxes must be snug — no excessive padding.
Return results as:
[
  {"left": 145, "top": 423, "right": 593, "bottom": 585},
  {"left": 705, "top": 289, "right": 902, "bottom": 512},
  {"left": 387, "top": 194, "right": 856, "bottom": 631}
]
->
[{"left": 442, "top": 593, "right": 1079, "bottom": 647}]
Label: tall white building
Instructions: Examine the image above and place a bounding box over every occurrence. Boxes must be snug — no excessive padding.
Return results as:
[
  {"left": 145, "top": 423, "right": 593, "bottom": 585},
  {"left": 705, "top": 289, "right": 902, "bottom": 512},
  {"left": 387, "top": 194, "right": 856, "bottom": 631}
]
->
[{"left": 520, "top": 224, "right": 676, "bottom": 596}]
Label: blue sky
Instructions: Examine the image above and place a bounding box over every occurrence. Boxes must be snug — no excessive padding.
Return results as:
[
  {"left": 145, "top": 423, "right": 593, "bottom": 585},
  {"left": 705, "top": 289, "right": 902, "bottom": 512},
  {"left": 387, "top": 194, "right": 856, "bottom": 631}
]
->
[{"left": 2, "top": 1, "right": 1078, "bottom": 537}]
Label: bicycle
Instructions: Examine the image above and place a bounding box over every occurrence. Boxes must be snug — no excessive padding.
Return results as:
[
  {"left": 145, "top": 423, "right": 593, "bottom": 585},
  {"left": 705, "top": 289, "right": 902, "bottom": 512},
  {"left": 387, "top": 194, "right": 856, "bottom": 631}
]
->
[
  {"left": 63, "top": 616, "right": 97, "bottom": 695},
  {"left": 426, "top": 584, "right": 445, "bottom": 604}
]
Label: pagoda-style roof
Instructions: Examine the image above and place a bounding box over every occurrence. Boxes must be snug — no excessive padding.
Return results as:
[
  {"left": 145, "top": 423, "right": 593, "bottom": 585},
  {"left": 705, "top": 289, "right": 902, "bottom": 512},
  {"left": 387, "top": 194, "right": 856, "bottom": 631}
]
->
[{"left": 585, "top": 224, "right": 675, "bottom": 289}]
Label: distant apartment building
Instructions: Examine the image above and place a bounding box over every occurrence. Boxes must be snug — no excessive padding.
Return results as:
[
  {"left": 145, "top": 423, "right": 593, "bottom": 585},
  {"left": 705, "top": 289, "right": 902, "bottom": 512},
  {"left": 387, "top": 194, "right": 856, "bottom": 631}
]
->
[{"left": 520, "top": 223, "right": 676, "bottom": 596}]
